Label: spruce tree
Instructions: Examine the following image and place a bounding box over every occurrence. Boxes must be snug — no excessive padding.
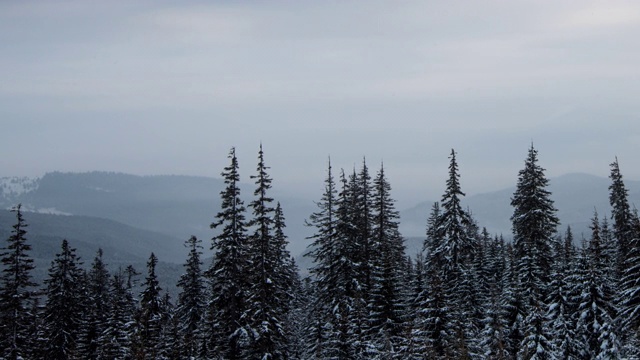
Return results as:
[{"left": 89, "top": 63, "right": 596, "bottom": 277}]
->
[
  {"left": 407, "top": 253, "right": 428, "bottom": 359},
  {"left": 135, "top": 253, "right": 163, "bottom": 360},
  {"left": 78, "top": 248, "right": 111, "bottom": 359},
  {"left": 304, "top": 159, "right": 338, "bottom": 359},
  {"left": 175, "top": 236, "right": 205, "bottom": 358},
  {"left": 609, "top": 157, "right": 635, "bottom": 273},
  {"left": 618, "top": 213, "right": 640, "bottom": 346},
  {"left": 0, "top": 204, "right": 37, "bottom": 360},
  {"left": 510, "top": 144, "right": 558, "bottom": 359},
  {"left": 368, "top": 163, "right": 406, "bottom": 357},
  {"left": 332, "top": 169, "right": 368, "bottom": 358},
  {"left": 511, "top": 144, "right": 559, "bottom": 308},
  {"left": 546, "top": 233, "right": 578, "bottom": 359},
  {"left": 421, "top": 201, "right": 453, "bottom": 359},
  {"left": 273, "top": 204, "right": 299, "bottom": 357},
  {"left": 206, "top": 147, "right": 252, "bottom": 359},
  {"left": 500, "top": 245, "right": 525, "bottom": 359},
  {"left": 426, "top": 149, "right": 477, "bottom": 358},
  {"left": 42, "top": 239, "right": 85, "bottom": 360},
  {"left": 436, "top": 149, "right": 474, "bottom": 271},
  {"left": 246, "top": 145, "right": 291, "bottom": 359},
  {"left": 574, "top": 211, "right": 620, "bottom": 358},
  {"left": 98, "top": 270, "right": 133, "bottom": 360},
  {"left": 355, "top": 159, "right": 374, "bottom": 301}
]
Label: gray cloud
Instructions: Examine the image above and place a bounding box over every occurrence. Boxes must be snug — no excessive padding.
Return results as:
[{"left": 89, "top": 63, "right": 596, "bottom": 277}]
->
[{"left": 1, "top": 0, "right": 640, "bottom": 209}]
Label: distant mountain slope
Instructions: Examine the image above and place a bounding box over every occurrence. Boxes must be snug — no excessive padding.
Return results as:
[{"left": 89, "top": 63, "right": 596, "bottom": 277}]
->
[
  {"left": 0, "top": 172, "right": 315, "bottom": 257},
  {"left": 400, "top": 173, "right": 640, "bottom": 242},
  {"left": 0, "top": 210, "right": 186, "bottom": 296},
  {"left": 3, "top": 171, "right": 636, "bottom": 269}
]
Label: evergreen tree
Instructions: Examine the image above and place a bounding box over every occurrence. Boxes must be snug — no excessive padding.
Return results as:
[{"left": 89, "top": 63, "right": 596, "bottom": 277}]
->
[
  {"left": 0, "top": 204, "right": 37, "bottom": 360},
  {"left": 42, "top": 239, "right": 85, "bottom": 360},
  {"left": 425, "top": 149, "right": 477, "bottom": 358},
  {"left": 511, "top": 144, "right": 559, "bottom": 308},
  {"left": 546, "top": 236, "right": 578, "bottom": 359},
  {"left": 368, "top": 163, "right": 406, "bottom": 357},
  {"left": 436, "top": 149, "right": 474, "bottom": 271},
  {"left": 273, "top": 205, "right": 300, "bottom": 357},
  {"left": 610, "top": 158, "right": 640, "bottom": 349},
  {"left": 501, "top": 243, "right": 525, "bottom": 359},
  {"left": 420, "top": 201, "right": 452, "bottom": 359},
  {"left": 510, "top": 145, "right": 558, "bottom": 358},
  {"left": 609, "top": 157, "right": 635, "bottom": 273},
  {"left": 304, "top": 159, "right": 338, "bottom": 359},
  {"left": 206, "top": 147, "right": 252, "bottom": 359},
  {"left": 333, "top": 169, "right": 369, "bottom": 358},
  {"left": 98, "top": 270, "right": 133, "bottom": 360},
  {"left": 26, "top": 296, "right": 45, "bottom": 359},
  {"left": 618, "top": 213, "right": 640, "bottom": 345},
  {"left": 135, "top": 253, "right": 163, "bottom": 360},
  {"left": 354, "top": 159, "right": 374, "bottom": 302},
  {"left": 79, "top": 249, "right": 112, "bottom": 359},
  {"left": 175, "top": 236, "right": 205, "bottom": 358},
  {"left": 407, "top": 253, "right": 428, "bottom": 359},
  {"left": 156, "top": 293, "right": 177, "bottom": 360},
  {"left": 574, "top": 211, "right": 620, "bottom": 358},
  {"left": 517, "top": 304, "right": 553, "bottom": 360},
  {"left": 246, "top": 145, "right": 292, "bottom": 359}
]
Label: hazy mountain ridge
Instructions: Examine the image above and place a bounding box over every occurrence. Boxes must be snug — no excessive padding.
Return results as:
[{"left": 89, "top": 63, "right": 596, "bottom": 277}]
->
[
  {"left": 2, "top": 171, "right": 636, "bottom": 275},
  {"left": 0, "top": 210, "right": 184, "bottom": 296},
  {"left": 400, "top": 172, "right": 640, "bottom": 242},
  {"left": 0, "top": 171, "right": 313, "bottom": 256}
]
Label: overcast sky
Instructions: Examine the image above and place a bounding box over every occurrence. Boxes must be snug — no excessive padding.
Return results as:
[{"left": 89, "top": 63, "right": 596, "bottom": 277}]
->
[{"left": 2, "top": 0, "right": 640, "bottom": 209}]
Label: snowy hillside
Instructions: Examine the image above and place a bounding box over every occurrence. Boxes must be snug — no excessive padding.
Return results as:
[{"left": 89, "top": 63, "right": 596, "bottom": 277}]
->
[{"left": 0, "top": 176, "right": 39, "bottom": 204}]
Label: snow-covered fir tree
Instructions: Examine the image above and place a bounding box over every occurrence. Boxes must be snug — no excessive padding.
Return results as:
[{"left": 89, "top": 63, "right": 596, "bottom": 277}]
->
[
  {"left": 98, "top": 270, "right": 133, "bottom": 360},
  {"left": 304, "top": 159, "right": 338, "bottom": 359},
  {"left": 78, "top": 248, "right": 111, "bottom": 360},
  {"left": 134, "top": 252, "right": 164, "bottom": 360},
  {"left": 42, "top": 239, "right": 85, "bottom": 360},
  {"left": 175, "top": 235, "right": 205, "bottom": 359},
  {"left": 574, "top": 211, "right": 620, "bottom": 358},
  {"left": 367, "top": 163, "right": 407, "bottom": 357},
  {"left": 206, "top": 147, "right": 252, "bottom": 359},
  {"left": 609, "top": 157, "right": 635, "bottom": 274},
  {"left": 510, "top": 144, "right": 558, "bottom": 359},
  {"left": 246, "top": 145, "right": 294, "bottom": 359},
  {"left": 0, "top": 204, "right": 37, "bottom": 360},
  {"left": 423, "top": 149, "right": 478, "bottom": 358}
]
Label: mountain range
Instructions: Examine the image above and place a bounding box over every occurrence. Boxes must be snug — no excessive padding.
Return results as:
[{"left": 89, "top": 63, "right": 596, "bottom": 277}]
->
[{"left": 1, "top": 171, "right": 638, "bottom": 281}]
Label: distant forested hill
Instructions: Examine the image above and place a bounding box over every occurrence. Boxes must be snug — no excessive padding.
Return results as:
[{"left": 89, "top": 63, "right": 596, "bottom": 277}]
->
[
  {"left": 0, "top": 209, "right": 185, "bottom": 296},
  {"left": 0, "top": 171, "right": 314, "bottom": 257}
]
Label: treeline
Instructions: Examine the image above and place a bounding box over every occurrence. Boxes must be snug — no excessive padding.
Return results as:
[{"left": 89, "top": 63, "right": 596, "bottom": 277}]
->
[{"left": 1, "top": 144, "right": 639, "bottom": 359}]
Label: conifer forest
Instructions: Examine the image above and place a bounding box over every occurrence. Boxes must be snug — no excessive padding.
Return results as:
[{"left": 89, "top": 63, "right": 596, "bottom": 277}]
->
[{"left": 3, "top": 144, "right": 640, "bottom": 360}]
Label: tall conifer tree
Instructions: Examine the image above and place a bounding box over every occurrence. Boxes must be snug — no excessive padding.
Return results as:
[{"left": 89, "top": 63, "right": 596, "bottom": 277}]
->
[
  {"left": 42, "top": 239, "right": 85, "bottom": 360},
  {"left": 510, "top": 144, "right": 558, "bottom": 359},
  {"left": 206, "top": 147, "right": 252, "bottom": 359},
  {"left": 609, "top": 157, "right": 635, "bottom": 272},
  {"left": 0, "top": 204, "right": 36, "bottom": 360},
  {"left": 98, "top": 270, "right": 133, "bottom": 360},
  {"left": 304, "top": 159, "right": 338, "bottom": 358},
  {"left": 574, "top": 211, "right": 619, "bottom": 358},
  {"left": 368, "top": 163, "right": 406, "bottom": 356},
  {"left": 246, "top": 144, "right": 291, "bottom": 359},
  {"left": 79, "top": 248, "right": 111, "bottom": 359},
  {"left": 135, "top": 253, "right": 163, "bottom": 360},
  {"left": 175, "top": 236, "right": 205, "bottom": 358}
]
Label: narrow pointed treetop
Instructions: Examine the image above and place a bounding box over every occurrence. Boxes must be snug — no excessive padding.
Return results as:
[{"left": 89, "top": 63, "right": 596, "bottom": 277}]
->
[
  {"left": 510, "top": 144, "right": 558, "bottom": 307},
  {"left": 609, "top": 157, "right": 634, "bottom": 265},
  {"left": 437, "top": 149, "right": 473, "bottom": 270},
  {"left": 0, "top": 204, "right": 37, "bottom": 360}
]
